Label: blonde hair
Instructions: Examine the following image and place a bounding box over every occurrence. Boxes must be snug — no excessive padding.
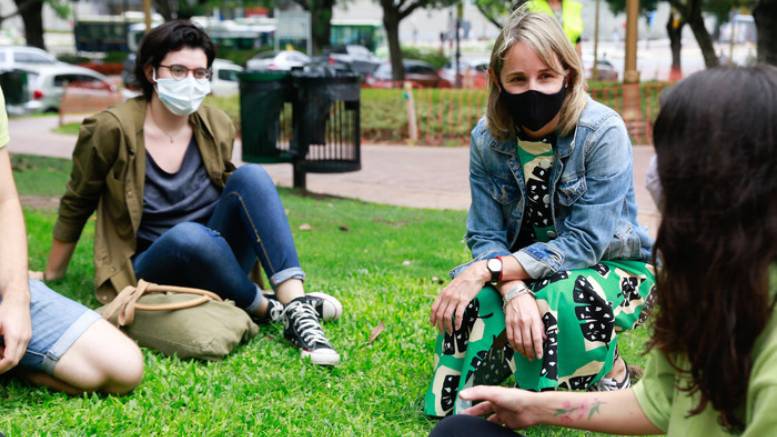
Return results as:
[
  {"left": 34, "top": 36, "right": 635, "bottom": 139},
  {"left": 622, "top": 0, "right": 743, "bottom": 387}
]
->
[{"left": 486, "top": 6, "right": 587, "bottom": 140}]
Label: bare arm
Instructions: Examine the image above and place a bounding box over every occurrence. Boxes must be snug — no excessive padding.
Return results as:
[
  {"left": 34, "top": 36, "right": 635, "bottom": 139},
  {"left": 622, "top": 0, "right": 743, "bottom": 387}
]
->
[
  {"left": 42, "top": 239, "right": 76, "bottom": 280},
  {"left": 0, "top": 149, "right": 28, "bottom": 300},
  {"left": 0, "top": 148, "right": 32, "bottom": 372},
  {"left": 460, "top": 385, "right": 661, "bottom": 435}
]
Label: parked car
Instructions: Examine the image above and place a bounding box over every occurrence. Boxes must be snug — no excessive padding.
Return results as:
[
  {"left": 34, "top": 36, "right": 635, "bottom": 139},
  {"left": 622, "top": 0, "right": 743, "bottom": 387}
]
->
[
  {"left": 365, "top": 60, "right": 452, "bottom": 88},
  {"left": 439, "top": 57, "right": 489, "bottom": 87},
  {"left": 246, "top": 50, "right": 310, "bottom": 71},
  {"left": 18, "top": 64, "right": 115, "bottom": 113},
  {"left": 210, "top": 59, "right": 243, "bottom": 96},
  {"left": 325, "top": 45, "right": 381, "bottom": 77},
  {"left": 0, "top": 46, "right": 59, "bottom": 68},
  {"left": 586, "top": 59, "right": 619, "bottom": 81}
]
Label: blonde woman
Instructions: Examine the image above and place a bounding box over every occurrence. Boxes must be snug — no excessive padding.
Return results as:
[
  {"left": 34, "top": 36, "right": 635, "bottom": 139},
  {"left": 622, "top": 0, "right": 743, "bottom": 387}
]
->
[{"left": 425, "top": 8, "right": 654, "bottom": 417}]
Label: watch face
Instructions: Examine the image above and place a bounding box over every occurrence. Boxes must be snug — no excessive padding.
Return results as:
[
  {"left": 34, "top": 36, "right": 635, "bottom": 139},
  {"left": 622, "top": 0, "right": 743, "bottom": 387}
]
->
[{"left": 487, "top": 258, "right": 502, "bottom": 273}]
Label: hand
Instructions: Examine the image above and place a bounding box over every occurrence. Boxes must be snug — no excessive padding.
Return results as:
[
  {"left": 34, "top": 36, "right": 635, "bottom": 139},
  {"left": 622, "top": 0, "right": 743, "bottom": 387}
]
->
[
  {"left": 0, "top": 295, "right": 32, "bottom": 374},
  {"left": 504, "top": 290, "right": 545, "bottom": 360},
  {"left": 459, "top": 385, "right": 537, "bottom": 429},
  {"left": 431, "top": 261, "right": 489, "bottom": 334}
]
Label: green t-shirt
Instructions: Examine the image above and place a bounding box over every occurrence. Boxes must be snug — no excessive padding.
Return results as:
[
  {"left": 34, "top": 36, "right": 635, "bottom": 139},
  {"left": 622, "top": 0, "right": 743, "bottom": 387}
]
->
[
  {"left": 516, "top": 137, "right": 555, "bottom": 243},
  {"left": 634, "top": 272, "right": 777, "bottom": 436},
  {"left": 0, "top": 88, "right": 9, "bottom": 149}
]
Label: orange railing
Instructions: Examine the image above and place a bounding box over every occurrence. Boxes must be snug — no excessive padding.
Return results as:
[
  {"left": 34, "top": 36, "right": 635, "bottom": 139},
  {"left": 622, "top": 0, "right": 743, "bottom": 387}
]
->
[{"left": 363, "top": 81, "right": 668, "bottom": 146}]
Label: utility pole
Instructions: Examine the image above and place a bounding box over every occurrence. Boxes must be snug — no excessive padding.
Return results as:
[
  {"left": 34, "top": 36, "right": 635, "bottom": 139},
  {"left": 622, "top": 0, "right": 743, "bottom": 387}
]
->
[
  {"left": 455, "top": 1, "right": 463, "bottom": 88},
  {"left": 592, "top": 0, "right": 601, "bottom": 80},
  {"left": 144, "top": 0, "right": 152, "bottom": 32},
  {"left": 622, "top": 0, "right": 644, "bottom": 139}
]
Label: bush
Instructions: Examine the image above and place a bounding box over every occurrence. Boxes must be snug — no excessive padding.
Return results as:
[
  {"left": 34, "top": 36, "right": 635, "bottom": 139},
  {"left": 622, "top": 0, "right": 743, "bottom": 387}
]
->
[
  {"left": 56, "top": 53, "right": 90, "bottom": 65},
  {"left": 104, "top": 51, "right": 129, "bottom": 63},
  {"left": 401, "top": 46, "right": 448, "bottom": 70},
  {"left": 217, "top": 47, "right": 274, "bottom": 67}
]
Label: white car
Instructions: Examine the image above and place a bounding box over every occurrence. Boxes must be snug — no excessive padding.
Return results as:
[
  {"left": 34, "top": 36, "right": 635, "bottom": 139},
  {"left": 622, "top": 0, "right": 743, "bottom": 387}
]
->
[
  {"left": 247, "top": 50, "right": 310, "bottom": 71},
  {"left": 17, "top": 64, "right": 116, "bottom": 113},
  {"left": 0, "top": 46, "right": 59, "bottom": 68},
  {"left": 210, "top": 59, "right": 243, "bottom": 97},
  {"left": 440, "top": 57, "right": 489, "bottom": 84}
]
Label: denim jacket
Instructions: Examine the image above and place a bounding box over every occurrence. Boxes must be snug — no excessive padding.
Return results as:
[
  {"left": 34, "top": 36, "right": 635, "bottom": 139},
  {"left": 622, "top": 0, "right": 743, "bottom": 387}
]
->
[{"left": 452, "top": 96, "right": 652, "bottom": 279}]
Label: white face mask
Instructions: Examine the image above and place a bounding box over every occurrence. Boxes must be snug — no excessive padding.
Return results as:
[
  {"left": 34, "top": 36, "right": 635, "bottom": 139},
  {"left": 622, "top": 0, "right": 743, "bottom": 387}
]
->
[{"left": 153, "top": 69, "right": 211, "bottom": 116}]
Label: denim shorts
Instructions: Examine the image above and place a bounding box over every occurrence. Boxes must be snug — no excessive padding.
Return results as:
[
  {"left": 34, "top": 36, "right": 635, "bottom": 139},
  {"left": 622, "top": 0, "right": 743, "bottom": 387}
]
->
[{"left": 11, "top": 280, "right": 102, "bottom": 375}]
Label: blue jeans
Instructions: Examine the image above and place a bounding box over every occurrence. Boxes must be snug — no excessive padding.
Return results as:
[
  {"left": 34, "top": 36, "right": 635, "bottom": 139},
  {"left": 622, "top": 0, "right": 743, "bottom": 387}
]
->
[{"left": 133, "top": 165, "right": 305, "bottom": 313}]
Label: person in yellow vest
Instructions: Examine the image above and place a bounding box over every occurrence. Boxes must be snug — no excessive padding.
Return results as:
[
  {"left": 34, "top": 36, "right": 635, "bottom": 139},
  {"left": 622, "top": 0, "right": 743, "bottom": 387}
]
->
[{"left": 527, "top": 0, "right": 584, "bottom": 58}]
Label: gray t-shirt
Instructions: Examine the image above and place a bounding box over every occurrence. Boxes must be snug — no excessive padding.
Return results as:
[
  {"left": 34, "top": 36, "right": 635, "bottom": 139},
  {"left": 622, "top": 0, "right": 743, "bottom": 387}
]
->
[{"left": 136, "top": 138, "right": 220, "bottom": 245}]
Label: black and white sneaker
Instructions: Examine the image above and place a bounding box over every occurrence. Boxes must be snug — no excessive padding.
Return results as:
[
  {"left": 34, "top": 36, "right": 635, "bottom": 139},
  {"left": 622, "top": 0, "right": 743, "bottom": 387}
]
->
[
  {"left": 283, "top": 298, "right": 340, "bottom": 366},
  {"left": 253, "top": 296, "right": 284, "bottom": 324},
  {"left": 264, "top": 291, "right": 343, "bottom": 323},
  {"left": 590, "top": 361, "right": 631, "bottom": 391}
]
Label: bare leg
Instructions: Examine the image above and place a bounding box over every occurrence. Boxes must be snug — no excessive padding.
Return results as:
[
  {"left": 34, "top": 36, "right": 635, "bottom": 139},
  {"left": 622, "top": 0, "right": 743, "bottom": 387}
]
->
[
  {"left": 276, "top": 279, "right": 305, "bottom": 305},
  {"left": 44, "top": 319, "right": 144, "bottom": 394}
]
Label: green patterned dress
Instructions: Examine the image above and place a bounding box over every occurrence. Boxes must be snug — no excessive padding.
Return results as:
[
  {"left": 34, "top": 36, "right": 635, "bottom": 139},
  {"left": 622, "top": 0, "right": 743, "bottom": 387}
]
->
[{"left": 424, "top": 137, "right": 655, "bottom": 417}]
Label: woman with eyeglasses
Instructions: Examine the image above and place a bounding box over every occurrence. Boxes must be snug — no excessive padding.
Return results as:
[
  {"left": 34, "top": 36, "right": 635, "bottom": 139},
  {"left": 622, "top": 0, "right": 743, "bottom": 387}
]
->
[{"left": 35, "top": 20, "right": 342, "bottom": 366}]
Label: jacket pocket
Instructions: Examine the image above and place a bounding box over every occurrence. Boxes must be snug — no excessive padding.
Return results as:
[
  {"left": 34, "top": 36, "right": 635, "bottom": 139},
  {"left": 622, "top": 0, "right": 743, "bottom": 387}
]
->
[
  {"left": 489, "top": 177, "right": 521, "bottom": 205},
  {"left": 557, "top": 177, "right": 587, "bottom": 206}
]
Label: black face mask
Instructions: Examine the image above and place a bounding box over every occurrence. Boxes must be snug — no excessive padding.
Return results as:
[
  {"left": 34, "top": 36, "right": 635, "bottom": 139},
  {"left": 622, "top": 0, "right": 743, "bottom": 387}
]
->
[{"left": 501, "top": 85, "right": 567, "bottom": 132}]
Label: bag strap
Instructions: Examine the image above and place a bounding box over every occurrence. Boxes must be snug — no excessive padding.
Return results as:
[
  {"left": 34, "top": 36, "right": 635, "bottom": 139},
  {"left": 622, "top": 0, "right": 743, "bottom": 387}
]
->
[{"left": 101, "top": 279, "right": 223, "bottom": 327}]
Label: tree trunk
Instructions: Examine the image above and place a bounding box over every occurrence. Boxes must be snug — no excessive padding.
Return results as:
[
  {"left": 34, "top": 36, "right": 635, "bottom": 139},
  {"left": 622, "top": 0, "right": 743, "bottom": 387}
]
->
[
  {"left": 684, "top": 0, "right": 719, "bottom": 68},
  {"left": 14, "top": 0, "right": 44, "bottom": 50},
  {"left": 381, "top": 4, "right": 404, "bottom": 82},
  {"left": 754, "top": 0, "right": 777, "bottom": 66},
  {"left": 666, "top": 12, "right": 684, "bottom": 71},
  {"left": 310, "top": 0, "right": 335, "bottom": 55}
]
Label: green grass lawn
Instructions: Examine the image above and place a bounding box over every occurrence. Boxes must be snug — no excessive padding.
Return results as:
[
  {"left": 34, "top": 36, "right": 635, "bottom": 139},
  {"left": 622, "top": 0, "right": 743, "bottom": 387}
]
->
[{"left": 2, "top": 154, "right": 648, "bottom": 436}]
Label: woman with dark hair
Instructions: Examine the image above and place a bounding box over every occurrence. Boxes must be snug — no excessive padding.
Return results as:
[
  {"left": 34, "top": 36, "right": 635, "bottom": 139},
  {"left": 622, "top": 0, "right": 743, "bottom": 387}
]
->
[
  {"left": 425, "top": 7, "right": 654, "bottom": 417},
  {"left": 36, "top": 20, "right": 342, "bottom": 365},
  {"left": 430, "top": 65, "right": 777, "bottom": 435}
]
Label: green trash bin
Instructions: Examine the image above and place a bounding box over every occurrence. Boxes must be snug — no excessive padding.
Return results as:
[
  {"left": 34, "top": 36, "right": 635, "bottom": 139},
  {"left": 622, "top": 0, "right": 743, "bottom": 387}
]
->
[
  {"left": 238, "top": 71, "right": 293, "bottom": 164},
  {"left": 0, "top": 69, "right": 29, "bottom": 106}
]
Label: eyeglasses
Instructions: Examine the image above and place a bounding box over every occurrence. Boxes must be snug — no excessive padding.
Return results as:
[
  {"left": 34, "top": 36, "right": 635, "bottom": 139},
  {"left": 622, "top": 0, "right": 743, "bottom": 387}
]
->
[{"left": 158, "top": 64, "right": 212, "bottom": 81}]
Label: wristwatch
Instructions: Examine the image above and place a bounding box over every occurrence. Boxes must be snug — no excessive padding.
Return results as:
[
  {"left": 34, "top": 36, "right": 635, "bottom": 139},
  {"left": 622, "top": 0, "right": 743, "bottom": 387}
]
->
[{"left": 486, "top": 257, "right": 503, "bottom": 283}]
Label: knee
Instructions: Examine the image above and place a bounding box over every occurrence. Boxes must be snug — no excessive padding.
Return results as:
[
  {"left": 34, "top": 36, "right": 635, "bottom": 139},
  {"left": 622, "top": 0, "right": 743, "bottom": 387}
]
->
[
  {"left": 161, "top": 222, "right": 218, "bottom": 257},
  {"left": 228, "top": 164, "right": 276, "bottom": 195},
  {"left": 102, "top": 337, "right": 144, "bottom": 394},
  {"left": 430, "top": 415, "right": 485, "bottom": 437},
  {"left": 232, "top": 164, "right": 273, "bottom": 187}
]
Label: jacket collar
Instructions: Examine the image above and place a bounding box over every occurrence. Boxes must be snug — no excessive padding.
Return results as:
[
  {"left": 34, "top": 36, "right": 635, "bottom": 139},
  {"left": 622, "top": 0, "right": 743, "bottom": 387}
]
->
[
  {"left": 121, "top": 96, "right": 216, "bottom": 142},
  {"left": 489, "top": 125, "right": 576, "bottom": 159}
]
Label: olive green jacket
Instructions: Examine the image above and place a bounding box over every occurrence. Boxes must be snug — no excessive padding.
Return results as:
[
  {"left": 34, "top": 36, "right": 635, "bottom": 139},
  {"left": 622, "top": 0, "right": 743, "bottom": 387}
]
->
[{"left": 54, "top": 97, "right": 236, "bottom": 304}]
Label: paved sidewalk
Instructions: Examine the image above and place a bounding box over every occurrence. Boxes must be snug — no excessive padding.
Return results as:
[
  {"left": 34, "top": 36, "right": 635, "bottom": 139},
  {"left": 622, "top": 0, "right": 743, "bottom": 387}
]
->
[{"left": 8, "top": 115, "right": 660, "bottom": 237}]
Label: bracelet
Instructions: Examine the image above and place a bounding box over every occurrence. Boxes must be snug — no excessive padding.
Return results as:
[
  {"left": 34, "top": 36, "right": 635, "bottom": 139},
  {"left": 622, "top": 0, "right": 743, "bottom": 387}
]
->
[{"left": 502, "top": 283, "right": 533, "bottom": 310}]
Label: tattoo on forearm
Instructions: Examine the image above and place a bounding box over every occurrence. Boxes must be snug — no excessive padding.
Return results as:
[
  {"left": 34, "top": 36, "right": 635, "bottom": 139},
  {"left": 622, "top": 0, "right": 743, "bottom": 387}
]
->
[{"left": 553, "top": 399, "right": 605, "bottom": 422}]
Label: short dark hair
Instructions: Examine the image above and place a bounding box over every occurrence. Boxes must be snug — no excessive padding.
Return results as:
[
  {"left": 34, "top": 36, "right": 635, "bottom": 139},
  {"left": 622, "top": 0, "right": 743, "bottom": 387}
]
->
[{"left": 134, "top": 20, "right": 216, "bottom": 101}]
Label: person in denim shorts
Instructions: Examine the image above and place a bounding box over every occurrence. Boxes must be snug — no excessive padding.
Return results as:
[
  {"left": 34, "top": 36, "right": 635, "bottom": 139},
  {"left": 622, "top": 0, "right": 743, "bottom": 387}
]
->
[{"left": 0, "top": 88, "right": 143, "bottom": 393}]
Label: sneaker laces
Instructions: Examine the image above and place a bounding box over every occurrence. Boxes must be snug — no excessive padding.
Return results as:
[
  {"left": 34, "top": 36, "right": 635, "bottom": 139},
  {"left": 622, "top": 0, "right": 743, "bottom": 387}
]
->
[
  {"left": 267, "top": 300, "right": 284, "bottom": 323},
  {"left": 287, "top": 301, "right": 328, "bottom": 346}
]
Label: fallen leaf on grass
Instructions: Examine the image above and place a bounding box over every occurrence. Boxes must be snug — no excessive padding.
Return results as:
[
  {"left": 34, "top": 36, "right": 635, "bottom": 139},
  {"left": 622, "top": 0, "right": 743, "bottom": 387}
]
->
[
  {"left": 431, "top": 276, "right": 445, "bottom": 285},
  {"left": 338, "top": 224, "right": 350, "bottom": 232},
  {"left": 368, "top": 322, "right": 385, "bottom": 344},
  {"left": 299, "top": 223, "right": 312, "bottom": 231},
  {"left": 402, "top": 260, "right": 412, "bottom": 266}
]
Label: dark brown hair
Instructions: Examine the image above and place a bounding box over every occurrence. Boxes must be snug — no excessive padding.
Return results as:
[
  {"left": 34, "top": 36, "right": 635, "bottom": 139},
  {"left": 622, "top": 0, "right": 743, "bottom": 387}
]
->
[
  {"left": 649, "top": 65, "right": 777, "bottom": 431},
  {"left": 134, "top": 20, "right": 215, "bottom": 101}
]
